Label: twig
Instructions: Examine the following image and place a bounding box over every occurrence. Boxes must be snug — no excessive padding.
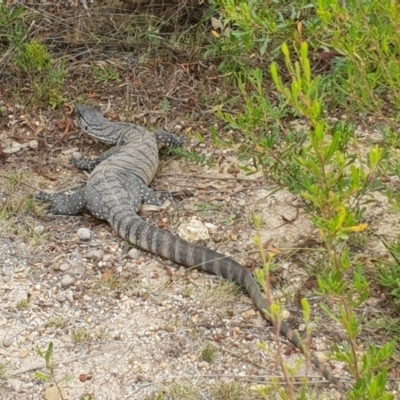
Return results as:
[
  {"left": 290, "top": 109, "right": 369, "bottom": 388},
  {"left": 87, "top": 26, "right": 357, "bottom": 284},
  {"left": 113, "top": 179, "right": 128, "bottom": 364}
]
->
[
  {"left": 219, "top": 346, "right": 272, "bottom": 371},
  {"left": 157, "top": 173, "right": 269, "bottom": 183},
  {"left": 122, "top": 384, "right": 154, "bottom": 399},
  {"left": 9, "top": 350, "right": 109, "bottom": 377},
  {"left": 200, "top": 373, "right": 354, "bottom": 386}
]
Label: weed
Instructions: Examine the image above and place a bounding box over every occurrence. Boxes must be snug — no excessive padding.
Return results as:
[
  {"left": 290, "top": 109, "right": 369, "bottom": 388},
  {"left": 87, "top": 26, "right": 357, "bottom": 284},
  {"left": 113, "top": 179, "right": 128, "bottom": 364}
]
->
[
  {"left": 201, "top": 342, "right": 218, "bottom": 363},
  {"left": 379, "top": 239, "right": 400, "bottom": 310},
  {"left": 200, "top": 280, "right": 239, "bottom": 308},
  {"left": 98, "top": 272, "right": 131, "bottom": 292},
  {"left": 166, "top": 147, "right": 210, "bottom": 165},
  {"left": 79, "top": 395, "right": 95, "bottom": 400},
  {"left": 92, "top": 64, "right": 121, "bottom": 83},
  {"left": 210, "top": 382, "right": 247, "bottom": 400},
  {"left": 0, "top": 360, "right": 7, "bottom": 378},
  {"left": 164, "top": 383, "right": 200, "bottom": 399},
  {"left": 160, "top": 99, "right": 172, "bottom": 112},
  {"left": 16, "top": 299, "right": 30, "bottom": 309},
  {"left": 35, "top": 342, "right": 67, "bottom": 400},
  {"left": 12, "top": 39, "right": 67, "bottom": 108},
  {"left": 79, "top": 393, "right": 95, "bottom": 400},
  {"left": 47, "top": 317, "right": 67, "bottom": 330},
  {"left": 71, "top": 328, "right": 90, "bottom": 344},
  {"left": 14, "top": 39, "right": 50, "bottom": 73},
  {"left": 0, "top": 171, "right": 46, "bottom": 244},
  {"left": 0, "top": 3, "right": 27, "bottom": 49},
  {"left": 183, "top": 287, "right": 194, "bottom": 298},
  {"left": 193, "top": 201, "right": 225, "bottom": 214}
]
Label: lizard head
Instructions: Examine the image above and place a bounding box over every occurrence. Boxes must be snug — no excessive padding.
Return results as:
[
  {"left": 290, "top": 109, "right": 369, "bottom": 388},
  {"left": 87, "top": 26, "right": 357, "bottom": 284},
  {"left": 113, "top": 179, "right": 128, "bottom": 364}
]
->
[{"left": 75, "top": 104, "right": 115, "bottom": 144}]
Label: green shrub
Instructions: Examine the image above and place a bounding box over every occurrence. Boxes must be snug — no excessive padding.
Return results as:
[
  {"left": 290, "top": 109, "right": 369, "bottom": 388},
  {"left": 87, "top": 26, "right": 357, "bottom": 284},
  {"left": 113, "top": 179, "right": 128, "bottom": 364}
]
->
[
  {"left": 14, "top": 39, "right": 51, "bottom": 72},
  {"left": 14, "top": 39, "right": 68, "bottom": 108},
  {"left": 211, "top": 0, "right": 400, "bottom": 119}
]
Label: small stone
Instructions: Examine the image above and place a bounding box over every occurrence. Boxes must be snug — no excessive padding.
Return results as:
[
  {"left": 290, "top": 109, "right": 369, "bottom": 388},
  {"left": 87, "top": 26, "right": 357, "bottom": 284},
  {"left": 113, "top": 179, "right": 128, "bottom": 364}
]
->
[
  {"left": 242, "top": 309, "right": 256, "bottom": 319},
  {"left": 174, "top": 124, "right": 182, "bottom": 131},
  {"left": 77, "top": 227, "right": 91, "bottom": 241},
  {"left": 61, "top": 275, "right": 75, "bottom": 287},
  {"left": 128, "top": 248, "right": 140, "bottom": 259},
  {"left": 44, "top": 386, "right": 67, "bottom": 400},
  {"left": 298, "top": 323, "right": 306, "bottom": 332},
  {"left": 98, "top": 261, "right": 112, "bottom": 269},
  {"left": 121, "top": 271, "right": 131, "bottom": 279},
  {"left": 20, "top": 349, "right": 30, "bottom": 358},
  {"left": 55, "top": 292, "right": 66, "bottom": 302},
  {"left": 72, "top": 151, "right": 82, "bottom": 160},
  {"left": 164, "top": 325, "right": 175, "bottom": 332},
  {"left": 59, "top": 263, "right": 70, "bottom": 272},
  {"left": 316, "top": 352, "right": 330, "bottom": 363},
  {"left": 87, "top": 249, "right": 104, "bottom": 261},
  {"left": 177, "top": 218, "right": 209, "bottom": 242},
  {"left": 3, "top": 142, "right": 22, "bottom": 153},
  {"left": 33, "top": 225, "right": 45, "bottom": 234},
  {"left": 29, "top": 140, "right": 38, "bottom": 149},
  {"left": 3, "top": 339, "right": 12, "bottom": 347}
]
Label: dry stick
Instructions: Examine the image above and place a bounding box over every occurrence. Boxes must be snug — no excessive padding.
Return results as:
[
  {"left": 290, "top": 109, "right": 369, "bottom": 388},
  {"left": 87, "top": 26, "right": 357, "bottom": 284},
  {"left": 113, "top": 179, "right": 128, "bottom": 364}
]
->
[
  {"left": 9, "top": 350, "right": 109, "bottom": 377},
  {"left": 157, "top": 173, "right": 269, "bottom": 183},
  {"left": 219, "top": 346, "right": 272, "bottom": 371},
  {"left": 156, "top": 185, "right": 271, "bottom": 196},
  {"left": 200, "top": 373, "right": 351, "bottom": 386}
]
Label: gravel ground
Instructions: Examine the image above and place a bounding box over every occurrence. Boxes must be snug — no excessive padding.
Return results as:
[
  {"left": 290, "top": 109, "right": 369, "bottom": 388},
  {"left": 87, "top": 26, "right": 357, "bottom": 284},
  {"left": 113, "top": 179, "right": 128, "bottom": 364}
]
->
[{"left": 0, "top": 143, "right": 355, "bottom": 399}]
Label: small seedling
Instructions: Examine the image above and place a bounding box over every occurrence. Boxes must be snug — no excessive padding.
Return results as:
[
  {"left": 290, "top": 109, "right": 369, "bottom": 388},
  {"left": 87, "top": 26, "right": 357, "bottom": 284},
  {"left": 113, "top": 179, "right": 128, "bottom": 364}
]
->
[
  {"left": 35, "top": 342, "right": 66, "bottom": 400},
  {"left": 166, "top": 147, "right": 210, "bottom": 165},
  {"left": 92, "top": 65, "right": 121, "bottom": 83},
  {"left": 72, "top": 327, "right": 90, "bottom": 344},
  {"left": 183, "top": 287, "right": 194, "bottom": 298},
  {"left": 16, "top": 299, "right": 30, "bottom": 309},
  {"left": 47, "top": 317, "right": 67, "bottom": 330},
  {"left": 160, "top": 99, "right": 172, "bottom": 111},
  {"left": 0, "top": 361, "right": 7, "bottom": 378},
  {"left": 201, "top": 342, "right": 217, "bottom": 363}
]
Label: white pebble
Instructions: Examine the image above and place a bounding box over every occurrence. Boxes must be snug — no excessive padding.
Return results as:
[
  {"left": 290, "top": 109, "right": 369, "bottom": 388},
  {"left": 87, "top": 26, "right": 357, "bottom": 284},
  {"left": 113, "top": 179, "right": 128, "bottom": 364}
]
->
[
  {"left": 59, "top": 263, "right": 70, "bottom": 272},
  {"left": 128, "top": 248, "right": 140, "bottom": 259},
  {"left": 72, "top": 151, "right": 83, "bottom": 160},
  {"left": 61, "top": 275, "right": 75, "bottom": 287},
  {"left": 87, "top": 249, "right": 104, "bottom": 261},
  {"left": 33, "top": 225, "right": 45, "bottom": 235},
  {"left": 29, "top": 140, "right": 38, "bottom": 149},
  {"left": 55, "top": 292, "right": 66, "bottom": 302},
  {"left": 77, "top": 227, "right": 91, "bottom": 241}
]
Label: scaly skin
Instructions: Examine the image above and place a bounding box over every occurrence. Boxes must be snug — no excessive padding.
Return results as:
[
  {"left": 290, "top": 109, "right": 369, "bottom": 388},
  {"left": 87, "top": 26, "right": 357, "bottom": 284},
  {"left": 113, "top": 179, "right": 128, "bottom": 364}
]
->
[{"left": 37, "top": 105, "right": 349, "bottom": 391}]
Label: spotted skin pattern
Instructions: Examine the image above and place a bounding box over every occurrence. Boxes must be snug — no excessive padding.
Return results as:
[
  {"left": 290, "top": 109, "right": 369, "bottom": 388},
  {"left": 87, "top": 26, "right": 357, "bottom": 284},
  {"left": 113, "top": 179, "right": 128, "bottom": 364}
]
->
[{"left": 37, "top": 105, "right": 348, "bottom": 391}]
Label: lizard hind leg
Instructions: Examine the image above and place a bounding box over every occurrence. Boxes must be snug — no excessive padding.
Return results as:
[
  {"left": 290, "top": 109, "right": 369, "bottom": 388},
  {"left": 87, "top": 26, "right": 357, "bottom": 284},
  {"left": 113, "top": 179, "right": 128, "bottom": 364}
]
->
[
  {"left": 37, "top": 189, "right": 87, "bottom": 215},
  {"left": 123, "top": 177, "right": 163, "bottom": 210}
]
